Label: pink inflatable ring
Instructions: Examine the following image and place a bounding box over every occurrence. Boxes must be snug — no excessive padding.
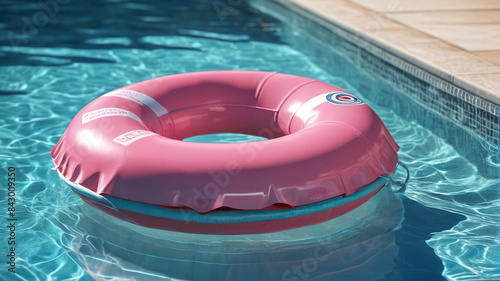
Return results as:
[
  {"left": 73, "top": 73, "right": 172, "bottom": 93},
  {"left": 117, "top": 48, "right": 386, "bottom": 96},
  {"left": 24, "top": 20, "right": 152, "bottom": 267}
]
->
[{"left": 52, "top": 71, "right": 399, "bottom": 234}]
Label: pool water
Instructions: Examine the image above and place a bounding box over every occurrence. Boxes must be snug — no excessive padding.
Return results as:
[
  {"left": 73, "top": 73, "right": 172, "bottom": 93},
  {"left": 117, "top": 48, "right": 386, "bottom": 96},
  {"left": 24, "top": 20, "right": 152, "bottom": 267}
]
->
[
  {"left": 1, "top": 0, "right": 499, "bottom": 280},
  {"left": 184, "top": 133, "right": 267, "bottom": 143}
]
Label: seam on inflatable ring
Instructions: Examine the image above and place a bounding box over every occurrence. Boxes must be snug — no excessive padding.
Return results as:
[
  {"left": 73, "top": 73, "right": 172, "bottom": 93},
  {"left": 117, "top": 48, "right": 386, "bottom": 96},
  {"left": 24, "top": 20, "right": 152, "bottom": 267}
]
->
[
  {"left": 338, "top": 122, "right": 392, "bottom": 175},
  {"left": 274, "top": 80, "right": 317, "bottom": 132},
  {"left": 255, "top": 72, "right": 278, "bottom": 102},
  {"left": 306, "top": 120, "right": 392, "bottom": 175}
]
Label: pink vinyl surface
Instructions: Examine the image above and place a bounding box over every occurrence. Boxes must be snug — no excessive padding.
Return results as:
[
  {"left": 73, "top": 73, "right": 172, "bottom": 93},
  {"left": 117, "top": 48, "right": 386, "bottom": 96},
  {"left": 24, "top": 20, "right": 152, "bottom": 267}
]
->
[
  {"left": 51, "top": 71, "right": 399, "bottom": 213},
  {"left": 74, "top": 184, "right": 384, "bottom": 235}
]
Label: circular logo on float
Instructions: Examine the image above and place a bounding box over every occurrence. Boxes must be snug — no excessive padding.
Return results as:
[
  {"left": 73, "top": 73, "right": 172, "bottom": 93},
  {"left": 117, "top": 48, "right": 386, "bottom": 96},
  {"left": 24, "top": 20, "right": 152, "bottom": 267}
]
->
[{"left": 326, "top": 92, "right": 364, "bottom": 105}]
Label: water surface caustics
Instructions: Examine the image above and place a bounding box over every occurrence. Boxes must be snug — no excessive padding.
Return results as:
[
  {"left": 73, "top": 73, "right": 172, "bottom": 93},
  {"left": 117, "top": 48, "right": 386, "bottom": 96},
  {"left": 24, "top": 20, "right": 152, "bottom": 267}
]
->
[{"left": 0, "top": 0, "right": 499, "bottom": 280}]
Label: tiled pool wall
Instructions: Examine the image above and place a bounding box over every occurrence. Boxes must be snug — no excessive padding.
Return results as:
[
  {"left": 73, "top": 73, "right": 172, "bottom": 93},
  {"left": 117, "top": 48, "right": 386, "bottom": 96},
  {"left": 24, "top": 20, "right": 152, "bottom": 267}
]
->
[{"left": 249, "top": 0, "right": 500, "bottom": 159}]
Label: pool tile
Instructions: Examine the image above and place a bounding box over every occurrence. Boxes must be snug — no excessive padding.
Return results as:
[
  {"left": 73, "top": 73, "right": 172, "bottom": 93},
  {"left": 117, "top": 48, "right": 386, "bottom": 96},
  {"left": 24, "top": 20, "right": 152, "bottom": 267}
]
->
[
  {"left": 473, "top": 50, "right": 500, "bottom": 66},
  {"left": 289, "top": 0, "right": 406, "bottom": 35},
  {"left": 351, "top": 0, "right": 500, "bottom": 12},
  {"left": 365, "top": 31, "right": 500, "bottom": 87},
  {"left": 454, "top": 73, "right": 500, "bottom": 106},
  {"left": 388, "top": 10, "right": 500, "bottom": 52},
  {"left": 250, "top": 0, "right": 500, "bottom": 146},
  {"left": 401, "top": 40, "right": 500, "bottom": 76}
]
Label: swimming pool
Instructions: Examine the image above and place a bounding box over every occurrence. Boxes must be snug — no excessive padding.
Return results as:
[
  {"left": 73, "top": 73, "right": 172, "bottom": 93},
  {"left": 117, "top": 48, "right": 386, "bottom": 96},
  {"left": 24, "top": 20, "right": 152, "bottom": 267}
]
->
[{"left": 1, "top": 0, "right": 498, "bottom": 280}]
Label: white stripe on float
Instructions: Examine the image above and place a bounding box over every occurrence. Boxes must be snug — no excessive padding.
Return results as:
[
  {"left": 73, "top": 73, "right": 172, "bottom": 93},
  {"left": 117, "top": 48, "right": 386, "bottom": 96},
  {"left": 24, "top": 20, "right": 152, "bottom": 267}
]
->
[
  {"left": 82, "top": 107, "right": 144, "bottom": 125},
  {"left": 104, "top": 89, "right": 168, "bottom": 117}
]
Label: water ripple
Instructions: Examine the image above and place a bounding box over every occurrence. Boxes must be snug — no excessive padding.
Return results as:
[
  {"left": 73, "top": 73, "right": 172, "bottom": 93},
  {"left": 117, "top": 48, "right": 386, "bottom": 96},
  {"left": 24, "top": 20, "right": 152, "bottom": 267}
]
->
[
  {"left": 0, "top": 1, "right": 498, "bottom": 279},
  {"left": 374, "top": 102, "right": 500, "bottom": 281}
]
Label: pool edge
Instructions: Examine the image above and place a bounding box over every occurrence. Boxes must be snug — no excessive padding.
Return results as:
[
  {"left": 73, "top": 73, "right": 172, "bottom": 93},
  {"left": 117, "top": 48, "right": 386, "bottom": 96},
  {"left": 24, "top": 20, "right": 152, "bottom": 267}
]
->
[
  {"left": 261, "top": 0, "right": 500, "bottom": 106},
  {"left": 249, "top": 0, "right": 500, "bottom": 147}
]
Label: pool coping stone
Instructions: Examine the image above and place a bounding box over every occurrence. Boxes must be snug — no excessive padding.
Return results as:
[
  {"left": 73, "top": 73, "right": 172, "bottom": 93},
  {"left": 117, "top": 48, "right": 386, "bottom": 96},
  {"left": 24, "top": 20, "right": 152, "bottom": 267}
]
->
[{"left": 268, "top": 0, "right": 500, "bottom": 106}]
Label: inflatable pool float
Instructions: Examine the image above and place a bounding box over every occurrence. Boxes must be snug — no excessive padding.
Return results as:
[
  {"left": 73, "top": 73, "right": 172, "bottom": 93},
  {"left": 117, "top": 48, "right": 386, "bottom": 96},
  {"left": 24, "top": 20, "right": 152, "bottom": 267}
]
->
[{"left": 51, "top": 71, "right": 400, "bottom": 234}]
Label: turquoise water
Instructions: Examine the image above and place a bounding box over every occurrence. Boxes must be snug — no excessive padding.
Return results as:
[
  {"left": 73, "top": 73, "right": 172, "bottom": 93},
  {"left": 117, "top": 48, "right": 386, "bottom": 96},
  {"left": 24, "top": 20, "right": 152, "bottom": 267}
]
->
[
  {"left": 184, "top": 133, "right": 267, "bottom": 143},
  {"left": 1, "top": 0, "right": 499, "bottom": 280}
]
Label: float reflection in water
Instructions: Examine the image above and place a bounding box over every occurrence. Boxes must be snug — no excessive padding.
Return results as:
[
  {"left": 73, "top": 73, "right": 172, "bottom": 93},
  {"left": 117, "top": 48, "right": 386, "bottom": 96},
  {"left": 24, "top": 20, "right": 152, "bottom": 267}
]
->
[{"left": 57, "top": 185, "right": 403, "bottom": 281}]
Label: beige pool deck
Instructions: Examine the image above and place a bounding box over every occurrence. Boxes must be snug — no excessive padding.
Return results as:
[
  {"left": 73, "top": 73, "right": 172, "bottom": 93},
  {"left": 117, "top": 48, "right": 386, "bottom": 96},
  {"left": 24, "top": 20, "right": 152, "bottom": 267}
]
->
[{"left": 278, "top": 0, "right": 500, "bottom": 105}]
